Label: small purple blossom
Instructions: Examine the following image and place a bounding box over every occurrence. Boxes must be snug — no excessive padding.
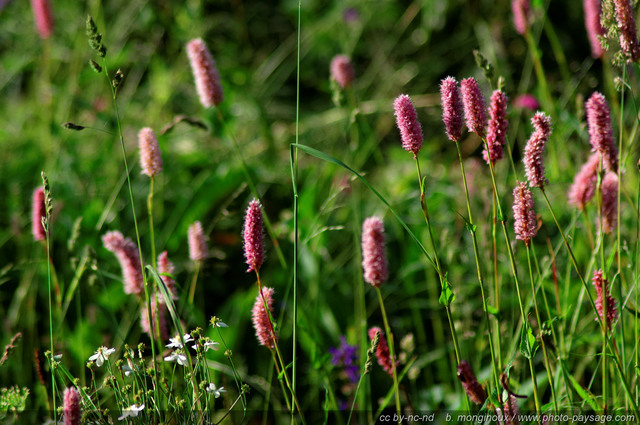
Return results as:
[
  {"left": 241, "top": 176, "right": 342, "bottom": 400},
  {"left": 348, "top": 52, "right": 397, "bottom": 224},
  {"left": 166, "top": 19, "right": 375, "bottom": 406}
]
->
[
  {"left": 514, "top": 94, "right": 540, "bottom": 110},
  {"left": 329, "top": 336, "right": 359, "bottom": 384},
  {"left": 330, "top": 55, "right": 355, "bottom": 89}
]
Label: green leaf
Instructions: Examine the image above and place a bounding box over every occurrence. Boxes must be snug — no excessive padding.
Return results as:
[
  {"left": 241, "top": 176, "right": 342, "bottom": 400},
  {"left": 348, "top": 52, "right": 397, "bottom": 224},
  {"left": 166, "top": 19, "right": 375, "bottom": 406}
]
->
[
  {"left": 455, "top": 211, "right": 476, "bottom": 233},
  {"left": 562, "top": 361, "right": 602, "bottom": 412},
  {"left": 438, "top": 277, "right": 455, "bottom": 307},
  {"left": 519, "top": 321, "right": 538, "bottom": 359},
  {"left": 487, "top": 305, "right": 502, "bottom": 320}
]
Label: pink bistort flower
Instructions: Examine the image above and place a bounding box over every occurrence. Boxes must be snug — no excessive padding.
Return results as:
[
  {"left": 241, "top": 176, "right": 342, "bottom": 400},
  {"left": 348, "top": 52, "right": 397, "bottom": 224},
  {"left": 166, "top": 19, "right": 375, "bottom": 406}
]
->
[
  {"left": 440, "top": 76, "right": 463, "bottom": 142},
  {"left": 568, "top": 153, "right": 600, "bottom": 210},
  {"left": 512, "top": 0, "right": 530, "bottom": 35},
  {"left": 586, "top": 92, "right": 618, "bottom": 173},
  {"left": 252, "top": 287, "right": 277, "bottom": 349},
  {"left": 188, "top": 221, "right": 208, "bottom": 261},
  {"left": 394, "top": 94, "right": 423, "bottom": 158},
  {"left": 592, "top": 269, "right": 618, "bottom": 330},
  {"left": 601, "top": 171, "right": 618, "bottom": 234},
  {"left": 31, "top": 0, "right": 53, "bottom": 39},
  {"left": 330, "top": 55, "right": 355, "bottom": 89},
  {"left": 523, "top": 112, "right": 552, "bottom": 188},
  {"left": 32, "top": 187, "right": 46, "bottom": 241},
  {"left": 138, "top": 127, "right": 162, "bottom": 178},
  {"left": 584, "top": 0, "right": 605, "bottom": 58},
  {"left": 157, "top": 251, "right": 178, "bottom": 300},
  {"left": 456, "top": 360, "right": 486, "bottom": 405},
  {"left": 361, "top": 217, "right": 388, "bottom": 288},
  {"left": 613, "top": 0, "right": 640, "bottom": 62},
  {"left": 460, "top": 78, "right": 487, "bottom": 138},
  {"left": 102, "top": 231, "right": 145, "bottom": 296},
  {"left": 483, "top": 90, "right": 509, "bottom": 165},
  {"left": 368, "top": 327, "right": 395, "bottom": 376},
  {"left": 63, "top": 387, "right": 81, "bottom": 425},
  {"left": 512, "top": 182, "right": 537, "bottom": 246},
  {"left": 244, "top": 199, "right": 264, "bottom": 273},
  {"left": 186, "top": 38, "right": 224, "bottom": 108}
]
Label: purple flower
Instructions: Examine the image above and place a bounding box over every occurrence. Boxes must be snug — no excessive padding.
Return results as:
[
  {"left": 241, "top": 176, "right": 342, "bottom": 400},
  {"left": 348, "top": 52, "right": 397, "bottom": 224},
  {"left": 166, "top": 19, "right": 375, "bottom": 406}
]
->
[
  {"left": 523, "top": 112, "right": 552, "bottom": 188},
  {"left": 483, "top": 90, "right": 509, "bottom": 165},
  {"left": 440, "top": 76, "right": 463, "bottom": 142},
  {"left": 584, "top": 0, "right": 605, "bottom": 58},
  {"left": 512, "top": 182, "right": 537, "bottom": 246},
  {"left": 361, "top": 217, "right": 389, "bottom": 287},
  {"left": 394, "top": 94, "right": 423, "bottom": 158},
  {"left": 243, "top": 199, "right": 264, "bottom": 273},
  {"left": 586, "top": 92, "right": 618, "bottom": 173},
  {"left": 460, "top": 78, "right": 487, "bottom": 138},
  {"left": 330, "top": 336, "right": 360, "bottom": 384}
]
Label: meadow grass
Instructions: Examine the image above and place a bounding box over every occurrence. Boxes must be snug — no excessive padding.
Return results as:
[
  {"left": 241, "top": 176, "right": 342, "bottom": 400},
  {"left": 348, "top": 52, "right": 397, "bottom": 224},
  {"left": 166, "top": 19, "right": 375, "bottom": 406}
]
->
[{"left": 3, "top": 0, "right": 640, "bottom": 424}]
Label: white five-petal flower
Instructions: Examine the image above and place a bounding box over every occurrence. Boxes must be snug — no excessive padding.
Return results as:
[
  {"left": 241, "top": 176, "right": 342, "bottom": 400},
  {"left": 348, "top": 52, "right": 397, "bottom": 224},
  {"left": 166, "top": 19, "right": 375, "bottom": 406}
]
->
[
  {"left": 89, "top": 346, "right": 115, "bottom": 367},
  {"left": 192, "top": 339, "right": 220, "bottom": 352},
  {"left": 166, "top": 333, "right": 193, "bottom": 349},
  {"left": 164, "top": 351, "right": 188, "bottom": 366},
  {"left": 206, "top": 383, "right": 226, "bottom": 398},
  {"left": 118, "top": 403, "right": 145, "bottom": 421}
]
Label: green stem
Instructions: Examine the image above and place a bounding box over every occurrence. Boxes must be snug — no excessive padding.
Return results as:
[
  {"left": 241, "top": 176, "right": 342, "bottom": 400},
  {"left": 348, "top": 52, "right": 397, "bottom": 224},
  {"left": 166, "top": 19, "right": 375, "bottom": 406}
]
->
[
  {"left": 454, "top": 143, "right": 501, "bottom": 395},
  {"left": 188, "top": 260, "right": 201, "bottom": 305},
  {"left": 526, "top": 244, "right": 558, "bottom": 413},
  {"left": 376, "top": 288, "right": 402, "bottom": 422}
]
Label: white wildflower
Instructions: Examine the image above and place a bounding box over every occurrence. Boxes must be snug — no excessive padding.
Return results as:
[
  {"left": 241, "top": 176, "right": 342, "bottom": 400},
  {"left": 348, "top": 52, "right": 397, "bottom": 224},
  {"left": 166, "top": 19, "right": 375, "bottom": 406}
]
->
[
  {"left": 166, "top": 333, "right": 193, "bottom": 349},
  {"left": 89, "top": 346, "right": 115, "bottom": 367},
  {"left": 118, "top": 403, "right": 145, "bottom": 421},
  {"left": 164, "top": 351, "right": 188, "bottom": 366},
  {"left": 206, "top": 383, "right": 226, "bottom": 398}
]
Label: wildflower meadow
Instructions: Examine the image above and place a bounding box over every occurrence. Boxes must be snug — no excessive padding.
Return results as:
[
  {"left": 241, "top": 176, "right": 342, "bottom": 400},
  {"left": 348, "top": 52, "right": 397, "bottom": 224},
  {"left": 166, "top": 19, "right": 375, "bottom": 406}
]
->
[{"left": 4, "top": 0, "right": 640, "bottom": 424}]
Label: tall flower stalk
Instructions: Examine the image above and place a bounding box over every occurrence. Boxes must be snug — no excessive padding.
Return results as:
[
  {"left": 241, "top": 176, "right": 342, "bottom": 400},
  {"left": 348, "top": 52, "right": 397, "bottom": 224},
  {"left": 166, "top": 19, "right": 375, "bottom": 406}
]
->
[{"left": 441, "top": 77, "right": 501, "bottom": 399}]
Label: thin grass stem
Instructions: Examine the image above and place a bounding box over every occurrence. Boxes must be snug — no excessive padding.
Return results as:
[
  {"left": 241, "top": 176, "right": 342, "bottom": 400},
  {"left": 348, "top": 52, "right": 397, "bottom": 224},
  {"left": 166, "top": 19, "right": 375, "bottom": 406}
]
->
[{"left": 375, "top": 287, "right": 402, "bottom": 422}]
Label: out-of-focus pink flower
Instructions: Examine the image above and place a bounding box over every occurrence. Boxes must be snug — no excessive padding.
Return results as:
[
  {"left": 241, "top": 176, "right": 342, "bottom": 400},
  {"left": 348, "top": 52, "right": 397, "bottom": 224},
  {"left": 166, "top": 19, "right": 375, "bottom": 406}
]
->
[
  {"left": 252, "top": 287, "right": 277, "bottom": 349},
  {"left": 63, "top": 387, "right": 81, "bottom": 425},
  {"left": 512, "top": 182, "right": 537, "bottom": 246},
  {"left": 140, "top": 294, "right": 169, "bottom": 341},
  {"left": 361, "top": 217, "right": 388, "bottom": 288},
  {"left": 514, "top": 94, "right": 540, "bottom": 111},
  {"left": 483, "top": 90, "right": 509, "bottom": 165},
  {"left": 586, "top": 92, "right": 618, "bottom": 173},
  {"left": 186, "top": 38, "right": 224, "bottom": 108},
  {"left": 440, "top": 76, "right": 463, "bottom": 142},
  {"left": 330, "top": 55, "right": 355, "bottom": 89},
  {"left": 368, "top": 327, "right": 395, "bottom": 376},
  {"left": 568, "top": 153, "right": 600, "bottom": 210},
  {"left": 244, "top": 200, "right": 264, "bottom": 273},
  {"left": 584, "top": 0, "right": 605, "bottom": 58},
  {"left": 523, "top": 112, "right": 552, "bottom": 188},
  {"left": 31, "top": 0, "right": 53, "bottom": 39},
  {"left": 188, "top": 221, "right": 208, "bottom": 261},
  {"left": 601, "top": 172, "right": 618, "bottom": 234},
  {"left": 32, "top": 187, "right": 46, "bottom": 241},
  {"left": 157, "top": 251, "right": 178, "bottom": 300},
  {"left": 138, "top": 127, "right": 162, "bottom": 178},
  {"left": 102, "top": 231, "right": 145, "bottom": 296},
  {"left": 394, "top": 94, "right": 423, "bottom": 158},
  {"left": 460, "top": 78, "right": 487, "bottom": 138},
  {"left": 512, "top": 0, "right": 530, "bottom": 35}
]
